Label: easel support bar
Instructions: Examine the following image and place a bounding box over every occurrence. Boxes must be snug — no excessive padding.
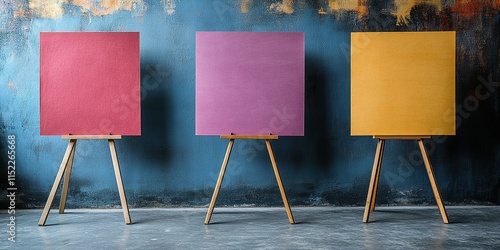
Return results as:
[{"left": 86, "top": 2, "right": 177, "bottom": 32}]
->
[
  {"left": 221, "top": 134, "right": 278, "bottom": 140},
  {"left": 62, "top": 135, "right": 122, "bottom": 140},
  {"left": 373, "top": 135, "right": 431, "bottom": 140}
]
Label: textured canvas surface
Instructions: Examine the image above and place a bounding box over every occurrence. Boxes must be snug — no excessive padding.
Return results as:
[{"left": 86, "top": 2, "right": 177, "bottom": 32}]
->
[
  {"left": 351, "top": 31, "right": 456, "bottom": 136},
  {"left": 40, "top": 32, "right": 141, "bottom": 135},
  {"left": 196, "top": 32, "right": 304, "bottom": 136}
]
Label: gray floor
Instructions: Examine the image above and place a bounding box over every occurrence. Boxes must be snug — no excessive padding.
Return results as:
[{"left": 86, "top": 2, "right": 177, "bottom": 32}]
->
[{"left": 2, "top": 206, "right": 500, "bottom": 249}]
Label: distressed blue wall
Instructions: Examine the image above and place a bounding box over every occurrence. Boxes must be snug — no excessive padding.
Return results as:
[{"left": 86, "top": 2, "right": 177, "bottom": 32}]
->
[{"left": 1, "top": 0, "right": 500, "bottom": 209}]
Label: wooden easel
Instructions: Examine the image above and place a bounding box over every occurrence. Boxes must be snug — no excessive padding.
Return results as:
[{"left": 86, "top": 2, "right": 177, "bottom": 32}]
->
[
  {"left": 38, "top": 135, "right": 131, "bottom": 226},
  {"left": 204, "top": 134, "right": 295, "bottom": 224},
  {"left": 363, "top": 136, "right": 449, "bottom": 224}
]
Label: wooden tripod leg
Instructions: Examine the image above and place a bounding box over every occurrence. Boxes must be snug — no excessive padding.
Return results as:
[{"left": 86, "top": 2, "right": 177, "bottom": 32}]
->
[
  {"left": 109, "top": 139, "right": 132, "bottom": 225},
  {"left": 38, "top": 139, "right": 77, "bottom": 226},
  {"left": 266, "top": 140, "right": 295, "bottom": 224},
  {"left": 418, "top": 139, "right": 449, "bottom": 224},
  {"left": 205, "top": 139, "right": 235, "bottom": 225},
  {"left": 370, "top": 140, "right": 384, "bottom": 212},
  {"left": 363, "top": 139, "right": 385, "bottom": 223},
  {"left": 59, "top": 142, "right": 77, "bottom": 214}
]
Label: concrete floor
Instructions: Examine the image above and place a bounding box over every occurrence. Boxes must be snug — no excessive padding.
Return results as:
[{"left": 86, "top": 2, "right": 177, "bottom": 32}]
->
[{"left": 2, "top": 206, "right": 500, "bottom": 249}]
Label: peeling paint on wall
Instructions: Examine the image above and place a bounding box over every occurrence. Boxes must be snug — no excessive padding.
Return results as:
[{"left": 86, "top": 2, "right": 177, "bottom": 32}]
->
[
  {"left": 29, "top": 0, "right": 67, "bottom": 18},
  {"left": 10, "top": 0, "right": 499, "bottom": 20},
  {"left": 269, "top": 0, "right": 294, "bottom": 14},
  {"left": 316, "top": 0, "right": 367, "bottom": 19},
  {"left": 72, "top": 0, "right": 146, "bottom": 16},
  {"left": 327, "top": 0, "right": 358, "bottom": 12},
  {"left": 0, "top": 1, "right": 14, "bottom": 32},
  {"left": 327, "top": 0, "right": 367, "bottom": 19},
  {"left": 392, "top": 0, "right": 442, "bottom": 26},
  {"left": 10, "top": 0, "right": 146, "bottom": 19},
  {"left": 163, "top": 0, "right": 176, "bottom": 15},
  {"left": 241, "top": 0, "right": 253, "bottom": 13},
  {"left": 358, "top": 0, "right": 368, "bottom": 17},
  {"left": 12, "top": 0, "right": 67, "bottom": 19},
  {"left": 451, "top": 0, "right": 500, "bottom": 18}
]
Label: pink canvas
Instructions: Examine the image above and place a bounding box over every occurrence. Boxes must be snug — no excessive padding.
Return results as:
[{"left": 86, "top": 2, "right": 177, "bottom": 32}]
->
[
  {"left": 196, "top": 32, "right": 304, "bottom": 136},
  {"left": 40, "top": 32, "right": 141, "bottom": 135}
]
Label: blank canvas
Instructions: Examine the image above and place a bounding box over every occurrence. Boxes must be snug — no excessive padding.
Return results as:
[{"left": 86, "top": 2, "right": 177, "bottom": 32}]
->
[
  {"left": 196, "top": 32, "right": 304, "bottom": 136},
  {"left": 351, "top": 31, "right": 456, "bottom": 136},
  {"left": 40, "top": 32, "right": 141, "bottom": 135}
]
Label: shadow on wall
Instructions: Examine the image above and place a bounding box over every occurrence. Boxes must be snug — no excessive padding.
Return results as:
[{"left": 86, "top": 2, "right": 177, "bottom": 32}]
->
[
  {"left": 122, "top": 62, "right": 172, "bottom": 166},
  {"left": 274, "top": 53, "right": 333, "bottom": 177},
  {"left": 303, "top": 54, "right": 333, "bottom": 169},
  {"left": 494, "top": 178, "right": 500, "bottom": 204}
]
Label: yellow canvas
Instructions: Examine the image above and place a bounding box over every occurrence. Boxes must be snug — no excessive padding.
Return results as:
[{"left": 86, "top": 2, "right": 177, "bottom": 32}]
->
[{"left": 351, "top": 31, "right": 456, "bottom": 136}]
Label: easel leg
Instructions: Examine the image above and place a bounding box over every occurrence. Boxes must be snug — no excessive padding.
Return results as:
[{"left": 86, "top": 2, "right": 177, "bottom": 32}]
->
[
  {"left": 59, "top": 142, "right": 77, "bottom": 214},
  {"left": 109, "top": 139, "right": 132, "bottom": 225},
  {"left": 370, "top": 140, "right": 384, "bottom": 212},
  {"left": 38, "top": 139, "right": 77, "bottom": 226},
  {"left": 363, "top": 139, "right": 385, "bottom": 223},
  {"left": 205, "top": 139, "right": 235, "bottom": 225},
  {"left": 266, "top": 140, "right": 295, "bottom": 224},
  {"left": 418, "top": 139, "right": 449, "bottom": 224}
]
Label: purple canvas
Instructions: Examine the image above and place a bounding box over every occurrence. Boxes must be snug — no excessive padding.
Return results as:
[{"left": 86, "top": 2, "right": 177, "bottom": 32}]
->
[{"left": 196, "top": 32, "right": 304, "bottom": 136}]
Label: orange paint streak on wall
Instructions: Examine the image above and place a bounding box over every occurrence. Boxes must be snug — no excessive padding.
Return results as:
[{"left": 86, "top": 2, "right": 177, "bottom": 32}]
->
[
  {"left": 269, "top": 0, "right": 294, "bottom": 14},
  {"left": 393, "top": 0, "right": 441, "bottom": 26},
  {"left": 241, "top": 0, "right": 253, "bottom": 13},
  {"left": 72, "top": 0, "right": 143, "bottom": 16},
  {"left": 357, "top": 0, "right": 368, "bottom": 19},
  {"left": 452, "top": 0, "right": 497, "bottom": 18},
  {"left": 14, "top": 0, "right": 145, "bottom": 18},
  {"left": 318, "top": 0, "right": 367, "bottom": 20},
  {"left": 327, "top": 0, "right": 358, "bottom": 12}
]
